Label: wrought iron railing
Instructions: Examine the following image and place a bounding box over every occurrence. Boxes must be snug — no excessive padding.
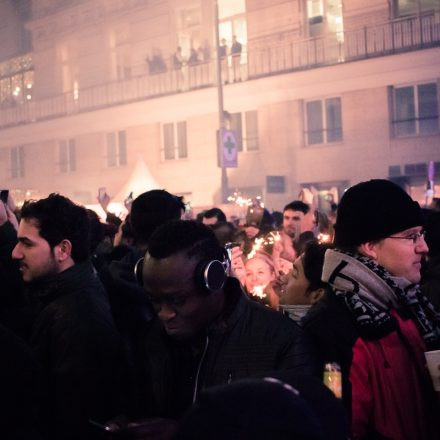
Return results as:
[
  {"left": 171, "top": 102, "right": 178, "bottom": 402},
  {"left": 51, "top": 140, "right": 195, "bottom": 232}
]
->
[{"left": 1, "top": 11, "right": 439, "bottom": 129}]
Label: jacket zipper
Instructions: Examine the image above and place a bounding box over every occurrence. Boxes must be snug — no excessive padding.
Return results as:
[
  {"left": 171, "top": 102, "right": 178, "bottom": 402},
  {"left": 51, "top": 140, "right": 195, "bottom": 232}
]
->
[{"left": 192, "top": 334, "right": 209, "bottom": 403}]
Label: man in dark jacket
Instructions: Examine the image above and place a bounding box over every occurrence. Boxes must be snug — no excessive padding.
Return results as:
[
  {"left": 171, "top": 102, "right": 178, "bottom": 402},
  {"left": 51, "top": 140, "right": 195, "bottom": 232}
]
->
[
  {"left": 99, "top": 190, "right": 185, "bottom": 372},
  {"left": 138, "top": 220, "right": 318, "bottom": 418},
  {"left": 12, "top": 193, "right": 129, "bottom": 440}
]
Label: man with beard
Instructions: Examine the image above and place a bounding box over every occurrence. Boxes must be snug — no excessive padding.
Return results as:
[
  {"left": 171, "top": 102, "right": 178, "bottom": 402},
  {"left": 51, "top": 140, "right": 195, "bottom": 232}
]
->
[
  {"left": 278, "top": 200, "right": 315, "bottom": 262},
  {"left": 12, "top": 194, "right": 128, "bottom": 440}
]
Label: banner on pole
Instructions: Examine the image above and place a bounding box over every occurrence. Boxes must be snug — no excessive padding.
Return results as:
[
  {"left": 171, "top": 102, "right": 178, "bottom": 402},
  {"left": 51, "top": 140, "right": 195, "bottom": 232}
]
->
[{"left": 221, "top": 129, "right": 238, "bottom": 168}]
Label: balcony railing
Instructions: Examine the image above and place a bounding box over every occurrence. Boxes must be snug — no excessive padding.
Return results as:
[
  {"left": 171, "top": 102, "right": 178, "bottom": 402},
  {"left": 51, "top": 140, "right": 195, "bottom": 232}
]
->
[{"left": 1, "top": 11, "right": 439, "bottom": 129}]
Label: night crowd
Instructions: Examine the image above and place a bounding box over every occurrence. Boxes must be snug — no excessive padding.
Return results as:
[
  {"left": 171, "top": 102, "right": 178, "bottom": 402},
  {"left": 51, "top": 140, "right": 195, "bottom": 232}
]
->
[{"left": 1, "top": 179, "right": 440, "bottom": 440}]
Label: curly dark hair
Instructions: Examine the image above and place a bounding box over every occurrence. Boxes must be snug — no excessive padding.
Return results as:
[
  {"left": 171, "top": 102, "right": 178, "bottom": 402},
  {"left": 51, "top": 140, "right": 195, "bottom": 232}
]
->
[
  {"left": 283, "top": 201, "right": 310, "bottom": 215},
  {"left": 148, "top": 220, "right": 225, "bottom": 263},
  {"left": 302, "top": 242, "right": 332, "bottom": 292},
  {"left": 20, "top": 193, "right": 91, "bottom": 263},
  {"left": 203, "top": 208, "right": 227, "bottom": 223}
]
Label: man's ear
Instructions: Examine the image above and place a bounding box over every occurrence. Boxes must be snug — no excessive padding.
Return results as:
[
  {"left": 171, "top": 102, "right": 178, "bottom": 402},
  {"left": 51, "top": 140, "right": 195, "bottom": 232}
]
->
[
  {"left": 358, "top": 242, "right": 378, "bottom": 260},
  {"left": 309, "top": 287, "right": 325, "bottom": 305},
  {"left": 55, "top": 239, "right": 72, "bottom": 262}
]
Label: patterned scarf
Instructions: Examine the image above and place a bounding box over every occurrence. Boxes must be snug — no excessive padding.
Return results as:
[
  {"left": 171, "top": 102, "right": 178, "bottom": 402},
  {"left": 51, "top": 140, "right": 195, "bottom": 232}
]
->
[{"left": 322, "top": 249, "right": 440, "bottom": 350}]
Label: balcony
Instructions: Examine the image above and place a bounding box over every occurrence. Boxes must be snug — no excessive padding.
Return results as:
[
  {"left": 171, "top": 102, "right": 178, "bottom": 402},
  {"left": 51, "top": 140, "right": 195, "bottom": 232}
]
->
[{"left": 1, "top": 11, "right": 439, "bottom": 129}]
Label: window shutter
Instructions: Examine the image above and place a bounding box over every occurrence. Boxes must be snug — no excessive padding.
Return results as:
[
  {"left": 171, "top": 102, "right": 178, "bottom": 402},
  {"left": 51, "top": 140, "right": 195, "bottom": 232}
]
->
[
  {"left": 177, "top": 121, "right": 187, "bottom": 158},
  {"left": 69, "top": 139, "right": 76, "bottom": 171},
  {"left": 118, "top": 131, "right": 127, "bottom": 165}
]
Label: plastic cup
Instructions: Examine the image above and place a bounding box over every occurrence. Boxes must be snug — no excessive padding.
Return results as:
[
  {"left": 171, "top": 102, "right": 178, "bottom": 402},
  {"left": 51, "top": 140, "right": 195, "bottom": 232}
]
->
[{"left": 424, "top": 350, "right": 440, "bottom": 391}]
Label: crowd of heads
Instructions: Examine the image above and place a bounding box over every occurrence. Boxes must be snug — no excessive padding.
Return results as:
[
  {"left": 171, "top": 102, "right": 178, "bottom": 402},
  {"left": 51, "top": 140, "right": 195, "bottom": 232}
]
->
[{"left": 2, "top": 178, "right": 440, "bottom": 440}]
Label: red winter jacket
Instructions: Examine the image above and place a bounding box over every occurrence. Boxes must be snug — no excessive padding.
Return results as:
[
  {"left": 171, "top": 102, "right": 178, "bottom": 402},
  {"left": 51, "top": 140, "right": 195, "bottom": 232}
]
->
[{"left": 350, "top": 310, "right": 439, "bottom": 440}]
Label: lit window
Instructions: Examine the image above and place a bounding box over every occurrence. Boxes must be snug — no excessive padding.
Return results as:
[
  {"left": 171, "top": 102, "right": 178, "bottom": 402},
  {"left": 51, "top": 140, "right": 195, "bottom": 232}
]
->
[
  {"left": 59, "top": 139, "right": 76, "bottom": 173},
  {"left": 307, "top": 0, "right": 324, "bottom": 24},
  {"left": 218, "top": 0, "right": 246, "bottom": 19},
  {"left": 392, "top": 83, "right": 439, "bottom": 137},
  {"left": 11, "top": 146, "right": 25, "bottom": 179},
  {"left": 106, "top": 131, "right": 127, "bottom": 167},
  {"left": 305, "top": 97, "right": 342, "bottom": 145},
  {"left": 162, "top": 122, "right": 187, "bottom": 160}
]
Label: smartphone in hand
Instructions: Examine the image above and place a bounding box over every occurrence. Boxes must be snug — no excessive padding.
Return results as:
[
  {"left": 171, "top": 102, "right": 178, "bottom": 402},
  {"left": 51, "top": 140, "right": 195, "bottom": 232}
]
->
[
  {"left": 98, "top": 187, "right": 107, "bottom": 203},
  {"left": 0, "top": 189, "right": 9, "bottom": 204}
]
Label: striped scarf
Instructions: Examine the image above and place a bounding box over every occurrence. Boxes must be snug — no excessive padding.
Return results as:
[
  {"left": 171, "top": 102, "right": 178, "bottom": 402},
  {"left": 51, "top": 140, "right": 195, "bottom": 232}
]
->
[{"left": 322, "top": 249, "right": 440, "bottom": 350}]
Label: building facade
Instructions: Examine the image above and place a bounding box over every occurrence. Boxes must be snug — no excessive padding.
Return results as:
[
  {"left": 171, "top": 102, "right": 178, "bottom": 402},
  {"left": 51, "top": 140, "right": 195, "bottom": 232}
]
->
[{"left": 0, "top": 0, "right": 439, "bottom": 212}]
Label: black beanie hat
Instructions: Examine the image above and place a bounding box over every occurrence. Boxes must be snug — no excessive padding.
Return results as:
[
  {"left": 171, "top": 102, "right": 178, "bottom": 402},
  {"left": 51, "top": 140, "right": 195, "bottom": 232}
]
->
[
  {"left": 175, "top": 378, "right": 326, "bottom": 440},
  {"left": 334, "top": 179, "right": 423, "bottom": 248}
]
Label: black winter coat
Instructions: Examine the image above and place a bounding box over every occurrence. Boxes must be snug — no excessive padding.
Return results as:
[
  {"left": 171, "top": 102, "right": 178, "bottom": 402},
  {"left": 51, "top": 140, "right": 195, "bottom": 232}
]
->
[
  {"left": 136, "top": 277, "right": 319, "bottom": 418},
  {"left": 0, "top": 221, "right": 33, "bottom": 339},
  {"left": 27, "top": 260, "right": 130, "bottom": 440}
]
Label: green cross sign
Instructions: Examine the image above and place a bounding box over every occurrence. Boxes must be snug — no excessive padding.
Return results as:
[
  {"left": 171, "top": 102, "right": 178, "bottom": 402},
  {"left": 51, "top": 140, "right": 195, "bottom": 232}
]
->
[
  {"left": 224, "top": 135, "right": 235, "bottom": 154},
  {"left": 222, "top": 129, "right": 238, "bottom": 167}
]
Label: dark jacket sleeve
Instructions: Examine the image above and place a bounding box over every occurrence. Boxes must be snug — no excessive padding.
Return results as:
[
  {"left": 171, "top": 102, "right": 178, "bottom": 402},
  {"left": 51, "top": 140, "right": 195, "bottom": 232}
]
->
[
  {"left": 0, "top": 221, "right": 32, "bottom": 339},
  {"left": 277, "top": 319, "right": 321, "bottom": 377}
]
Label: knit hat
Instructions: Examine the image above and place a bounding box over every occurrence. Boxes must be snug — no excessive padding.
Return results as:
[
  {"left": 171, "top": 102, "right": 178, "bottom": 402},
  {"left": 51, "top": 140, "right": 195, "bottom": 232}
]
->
[
  {"left": 334, "top": 179, "right": 423, "bottom": 247},
  {"left": 174, "top": 378, "right": 327, "bottom": 440},
  {"left": 130, "top": 189, "right": 185, "bottom": 242}
]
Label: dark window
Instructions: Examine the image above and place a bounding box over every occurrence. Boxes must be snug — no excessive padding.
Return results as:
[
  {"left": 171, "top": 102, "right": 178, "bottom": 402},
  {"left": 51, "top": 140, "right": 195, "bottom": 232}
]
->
[
  {"left": 306, "top": 97, "right": 342, "bottom": 144},
  {"left": 392, "top": 83, "right": 439, "bottom": 137},
  {"left": 306, "top": 100, "right": 324, "bottom": 144},
  {"left": 266, "top": 176, "right": 286, "bottom": 193},
  {"left": 388, "top": 165, "right": 401, "bottom": 177},
  {"left": 394, "top": 0, "right": 438, "bottom": 17}
]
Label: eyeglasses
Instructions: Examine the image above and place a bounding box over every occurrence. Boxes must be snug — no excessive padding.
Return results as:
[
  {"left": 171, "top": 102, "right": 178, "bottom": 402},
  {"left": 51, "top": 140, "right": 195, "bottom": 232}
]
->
[{"left": 388, "top": 231, "right": 426, "bottom": 244}]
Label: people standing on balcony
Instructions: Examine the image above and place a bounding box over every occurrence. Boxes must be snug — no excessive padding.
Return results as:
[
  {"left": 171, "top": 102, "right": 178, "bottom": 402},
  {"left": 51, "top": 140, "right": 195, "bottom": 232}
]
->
[
  {"left": 187, "top": 47, "right": 201, "bottom": 88},
  {"left": 231, "top": 35, "right": 242, "bottom": 82},
  {"left": 201, "top": 39, "right": 211, "bottom": 62},
  {"left": 219, "top": 38, "right": 229, "bottom": 84},
  {"left": 146, "top": 49, "right": 167, "bottom": 75},
  {"left": 173, "top": 46, "right": 185, "bottom": 91},
  {"left": 173, "top": 46, "right": 184, "bottom": 70},
  {"left": 187, "top": 47, "right": 200, "bottom": 66}
]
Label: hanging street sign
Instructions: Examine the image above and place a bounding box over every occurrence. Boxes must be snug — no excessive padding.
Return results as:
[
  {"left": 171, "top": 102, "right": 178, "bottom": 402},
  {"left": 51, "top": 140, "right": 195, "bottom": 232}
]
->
[{"left": 221, "top": 128, "right": 238, "bottom": 168}]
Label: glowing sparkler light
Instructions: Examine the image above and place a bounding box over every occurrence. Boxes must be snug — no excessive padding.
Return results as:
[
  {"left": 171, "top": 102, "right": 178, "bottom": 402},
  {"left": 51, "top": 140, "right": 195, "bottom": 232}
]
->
[
  {"left": 227, "top": 192, "right": 264, "bottom": 209},
  {"left": 247, "top": 237, "right": 264, "bottom": 259},
  {"left": 268, "top": 231, "right": 281, "bottom": 243},
  {"left": 251, "top": 285, "right": 267, "bottom": 299},
  {"left": 318, "top": 233, "right": 331, "bottom": 244}
]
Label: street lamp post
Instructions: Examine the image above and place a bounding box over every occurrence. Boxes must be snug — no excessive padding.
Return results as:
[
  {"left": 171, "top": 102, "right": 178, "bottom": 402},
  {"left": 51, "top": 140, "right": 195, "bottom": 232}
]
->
[{"left": 214, "top": 0, "right": 229, "bottom": 203}]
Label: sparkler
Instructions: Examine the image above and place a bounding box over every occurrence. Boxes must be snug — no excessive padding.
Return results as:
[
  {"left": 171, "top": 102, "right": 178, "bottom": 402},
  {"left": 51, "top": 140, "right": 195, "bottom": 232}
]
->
[
  {"left": 317, "top": 233, "right": 331, "bottom": 244},
  {"left": 227, "top": 192, "right": 264, "bottom": 209},
  {"left": 250, "top": 285, "right": 267, "bottom": 299},
  {"left": 247, "top": 231, "right": 281, "bottom": 259}
]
